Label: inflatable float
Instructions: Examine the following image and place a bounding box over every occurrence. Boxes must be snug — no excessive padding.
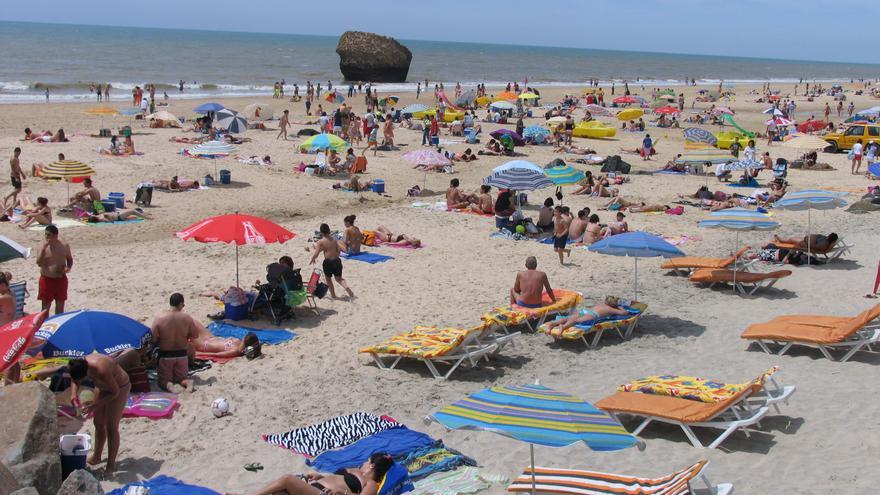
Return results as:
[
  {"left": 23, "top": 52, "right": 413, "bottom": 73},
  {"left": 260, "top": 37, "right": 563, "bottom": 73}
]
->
[
  {"left": 715, "top": 131, "right": 753, "bottom": 149},
  {"left": 573, "top": 120, "right": 617, "bottom": 139},
  {"left": 412, "top": 108, "right": 465, "bottom": 122},
  {"left": 616, "top": 108, "right": 644, "bottom": 121}
]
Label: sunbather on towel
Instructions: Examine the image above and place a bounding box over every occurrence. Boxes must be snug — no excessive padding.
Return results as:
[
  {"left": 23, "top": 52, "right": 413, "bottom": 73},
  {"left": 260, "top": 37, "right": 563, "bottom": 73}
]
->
[
  {"left": 338, "top": 215, "right": 363, "bottom": 254},
  {"left": 446, "top": 178, "right": 476, "bottom": 209},
  {"left": 510, "top": 256, "right": 556, "bottom": 307},
  {"left": 372, "top": 225, "right": 421, "bottom": 247},
  {"left": 332, "top": 175, "right": 372, "bottom": 192},
  {"left": 194, "top": 331, "right": 261, "bottom": 359},
  {"left": 229, "top": 452, "right": 393, "bottom": 495},
  {"left": 772, "top": 233, "right": 838, "bottom": 252},
  {"left": 600, "top": 212, "right": 628, "bottom": 238},
  {"left": 469, "top": 185, "right": 494, "bottom": 214},
  {"left": 85, "top": 208, "right": 151, "bottom": 223},
  {"left": 543, "top": 296, "right": 631, "bottom": 337},
  {"left": 151, "top": 177, "right": 200, "bottom": 191},
  {"left": 11, "top": 196, "right": 52, "bottom": 229}
]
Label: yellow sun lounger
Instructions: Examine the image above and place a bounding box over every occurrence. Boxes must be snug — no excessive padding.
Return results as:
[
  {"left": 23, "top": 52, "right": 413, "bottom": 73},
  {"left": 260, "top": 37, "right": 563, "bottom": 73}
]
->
[
  {"left": 537, "top": 302, "right": 648, "bottom": 348},
  {"left": 482, "top": 289, "right": 582, "bottom": 332}
]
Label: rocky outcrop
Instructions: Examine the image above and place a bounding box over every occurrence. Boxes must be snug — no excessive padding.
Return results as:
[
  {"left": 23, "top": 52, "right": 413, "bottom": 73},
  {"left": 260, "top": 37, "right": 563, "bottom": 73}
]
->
[
  {"left": 0, "top": 462, "right": 20, "bottom": 495},
  {"left": 336, "top": 31, "right": 412, "bottom": 82},
  {"left": 0, "top": 382, "right": 62, "bottom": 495},
  {"left": 56, "top": 470, "right": 102, "bottom": 495}
]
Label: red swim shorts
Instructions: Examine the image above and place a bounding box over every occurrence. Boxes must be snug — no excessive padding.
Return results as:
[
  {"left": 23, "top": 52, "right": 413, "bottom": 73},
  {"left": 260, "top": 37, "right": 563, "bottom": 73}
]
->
[{"left": 38, "top": 275, "right": 68, "bottom": 302}]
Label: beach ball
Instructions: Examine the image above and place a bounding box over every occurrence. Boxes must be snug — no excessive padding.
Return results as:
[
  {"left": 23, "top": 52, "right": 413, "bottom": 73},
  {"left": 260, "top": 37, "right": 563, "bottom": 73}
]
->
[
  {"left": 211, "top": 398, "right": 230, "bottom": 418},
  {"left": 515, "top": 225, "right": 526, "bottom": 234}
]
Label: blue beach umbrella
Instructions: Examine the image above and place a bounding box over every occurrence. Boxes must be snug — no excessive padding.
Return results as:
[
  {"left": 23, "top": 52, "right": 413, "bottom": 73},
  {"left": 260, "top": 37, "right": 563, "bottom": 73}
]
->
[
  {"left": 523, "top": 125, "right": 550, "bottom": 142},
  {"left": 401, "top": 103, "right": 429, "bottom": 115},
  {"left": 493, "top": 160, "right": 544, "bottom": 174},
  {"left": 33, "top": 309, "right": 151, "bottom": 358},
  {"left": 194, "top": 102, "right": 225, "bottom": 114},
  {"left": 0, "top": 235, "right": 30, "bottom": 263},
  {"left": 683, "top": 127, "right": 717, "bottom": 146},
  {"left": 588, "top": 231, "right": 684, "bottom": 299},
  {"left": 428, "top": 383, "right": 640, "bottom": 494}
]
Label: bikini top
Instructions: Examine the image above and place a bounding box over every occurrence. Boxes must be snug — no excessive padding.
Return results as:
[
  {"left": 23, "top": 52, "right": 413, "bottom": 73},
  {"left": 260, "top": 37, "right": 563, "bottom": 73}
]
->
[{"left": 334, "top": 469, "right": 363, "bottom": 494}]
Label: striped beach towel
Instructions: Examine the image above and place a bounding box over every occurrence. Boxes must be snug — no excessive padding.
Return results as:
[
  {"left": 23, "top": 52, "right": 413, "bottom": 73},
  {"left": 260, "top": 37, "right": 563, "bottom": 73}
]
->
[
  {"left": 508, "top": 462, "right": 708, "bottom": 495},
  {"left": 263, "top": 412, "right": 400, "bottom": 457},
  {"left": 411, "top": 467, "right": 506, "bottom": 495}
]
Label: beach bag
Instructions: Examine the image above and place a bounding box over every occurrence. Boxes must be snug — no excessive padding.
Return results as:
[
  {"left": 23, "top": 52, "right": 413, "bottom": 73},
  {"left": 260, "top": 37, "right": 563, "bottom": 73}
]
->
[
  {"left": 290, "top": 269, "right": 304, "bottom": 291},
  {"left": 312, "top": 282, "right": 329, "bottom": 299},
  {"left": 135, "top": 185, "right": 153, "bottom": 206},
  {"left": 601, "top": 155, "right": 631, "bottom": 174}
]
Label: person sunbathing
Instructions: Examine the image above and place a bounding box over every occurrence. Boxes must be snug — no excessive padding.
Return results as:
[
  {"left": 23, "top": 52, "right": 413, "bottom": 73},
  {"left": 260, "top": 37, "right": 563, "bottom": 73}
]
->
[
  {"left": 332, "top": 175, "right": 372, "bottom": 192},
  {"left": 228, "top": 452, "right": 393, "bottom": 495},
  {"left": 601, "top": 212, "right": 628, "bottom": 238},
  {"left": 591, "top": 178, "right": 617, "bottom": 197},
  {"left": 193, "top": 331, "right": 261, "bottom": 360},
  {"left": 708, "top": 198, "right": 749, "bottom": 211},
  {"left": 372, "top": 225, "right": 421, "bottom": 247},
  {"left": 477, "top": 139, "right": 503, "bottom": 156},
  {"left": 584, "top": 214, "right": 602, "bottom": 244},
  {"left": 572, "top": 173, "right": 595, "bottom": 195},
  {"left": 24, "top": 128, "right": 52, "bottom": 141},
  {"left": 338, "top": 215, "right": 363, "bottom": 255},
  {"left": 679, "top": 185, "right": 715, "bottom": 200},
  {"left": 629, "top": 203, "right": 671, "bottom": 213},
  {"left": 66, "top": 178, "right": 101, "bottom": 211},
  {"left": 470, "top": 185, "right": 494, "bottom": 214},
  {"left": 510, "top": 256, "right": 556, "bottom": 307},
  {"left": 454, "top": 148, "right": 478, "bottom": 162},
  {"left": 446, "top": 178, "right": 475, "bottom": 209},
  {"left": 661, "top": 155, "right": 686, "bottom": 172},
  {"left": 555, "top": 144, "right": 597, "bottom": 155},
  {"left": 151, "top": 177, "right": 200, "bottom": 191},
  {"left": 170, "top": 136, "right": 207, "bottom": 144},
  {"left": 13, "top": 196, "right": 52, "bottom": 229},
  {"left": 543, "top": 296, "right": 631, "bottom": 337},
  {"left": 772, "top": 233, "right": 838, "bottom": 252},
  {"left": 85, "top": 208, "right": 151, "bottom": 223}
]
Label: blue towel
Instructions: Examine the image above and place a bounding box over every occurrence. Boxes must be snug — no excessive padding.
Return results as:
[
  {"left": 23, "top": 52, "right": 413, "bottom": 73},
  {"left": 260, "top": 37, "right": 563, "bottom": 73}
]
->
[
  {"left": 726, "top": 178, "right": 760, "bottom": 188},
  {"left": 573, "top": 305, "right": 643, "bottom": 330},
  {"left": 653, "top": 170, "right": 686, "bottom": 175},
  {"left": 341, "top": 251, "right": 394, "bottom": 264},
  {"left": 538, "top": 236, "right": 574, "bottom": 245},
  {"left": 86, "top": 218, "right": 145, "bottom": 226},
  {"left": 207, "top": 321, "right": 296, "bottom": 345},
  {"left": 308, "top": 427, "right": 435, "bottom": 472},
  {"left": 379, "top": 463, "right": 414, "bottom": 495},
  {"left": 107, "top": 476, "right": 218, "bottom": 495},
  {"left": 869, "top": 163, "right": 880, "bottom": 177}
]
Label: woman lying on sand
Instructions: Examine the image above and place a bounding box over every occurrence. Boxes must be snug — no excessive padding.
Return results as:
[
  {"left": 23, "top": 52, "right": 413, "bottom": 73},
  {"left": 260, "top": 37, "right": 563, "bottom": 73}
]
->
[
  {"left": 26, "top": 128, "right": 67, "bottom": 143},
  {"left": 332, "top": 175, "right": 372, "bottom": 192},
  {"left": 368, "top": 225, "right": 421, "bottom": 247},
  {"left": 193, "top": 329, "right": 261, "bottom": 360},
  {"left": 543, "top": 296, "right": 631, "bottom": 337},
  {"left": 228, "top": 453, "right": 392, "bottom": 495},
  {"left": 151, "top": 177, "right": 200, "bottom": 191},
  {"left": 555, "top": 144, "right": 596, "bottom": 155},
  {"left": 85, "top": 208, "right": 151, "bottom": 223},
  {"left": 605, "top": 196, "right": 670, "bottom": 212}
]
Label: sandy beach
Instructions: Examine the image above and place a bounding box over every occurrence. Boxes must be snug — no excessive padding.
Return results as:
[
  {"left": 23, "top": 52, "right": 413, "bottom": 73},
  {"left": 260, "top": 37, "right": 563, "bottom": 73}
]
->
[{"left": 3, "top": 80, "right": 879, "bottom": 495}]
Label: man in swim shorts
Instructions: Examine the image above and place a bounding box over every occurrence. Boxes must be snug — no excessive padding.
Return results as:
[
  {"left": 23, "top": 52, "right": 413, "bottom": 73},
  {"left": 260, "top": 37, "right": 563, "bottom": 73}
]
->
[
  {"left": 310, "top": 223, "right": 354, "bottom": 299},
  {"left": 510, "top": 256, "right": 556, "bottom": 308},
  {"left": 6, "top": 147, "right": 24, "bottom": 207},
  {"left": 151, "top": 293, "right": 199, "bottom": 392},
  {"left": 36, "top": 224, "right": 72, "bottom": 314},
  {"left": 552, "top": 206, "right": 571, "bottom": 265}
]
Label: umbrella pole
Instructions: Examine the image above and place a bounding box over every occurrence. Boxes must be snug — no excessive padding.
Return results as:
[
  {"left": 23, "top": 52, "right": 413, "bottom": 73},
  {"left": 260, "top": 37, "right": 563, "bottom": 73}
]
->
[
  {"left": 529, "top": 444, "right": 537, "bottom": 495},
  {"left": 235, "top": 243, "right": 240, "bottom": 287},
  {"left": 633, "top": 257, "right": 639, "bottom": 301},
  {"left": 733, "top": 232, "right": 739, "bottom": 293},
  {"left": 806, "top": 209, "right": 812, "bottom": 265}
]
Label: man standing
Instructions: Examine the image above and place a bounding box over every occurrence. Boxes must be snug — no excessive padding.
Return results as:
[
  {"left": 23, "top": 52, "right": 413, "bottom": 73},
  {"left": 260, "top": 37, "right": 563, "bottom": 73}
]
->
[
  {"left": 68, "top": 355, "right": 130, "bottom": 472},
  {"left": 510, "top": 256, "right": 556, "bottom": 307},
  {"left": 416, "top": 82, "right": 421, "bottom": 99},
  {"left": 277, "top": 109, "right": 290, "bottom": 140},
  {"left": 36, "top": 225, "right": 72, "bottom": 314},
  {"left": 310, "top": 223, "right": 354, "bottom": 299},
  {"left": 552, "top": 206, "right": 571, "bottom": 265},
  {"left": 5, "top": 147, "right": 25, "bottom": 207},
  {"left": 151, "top": 293, "right": 198, "bottom": 392}
]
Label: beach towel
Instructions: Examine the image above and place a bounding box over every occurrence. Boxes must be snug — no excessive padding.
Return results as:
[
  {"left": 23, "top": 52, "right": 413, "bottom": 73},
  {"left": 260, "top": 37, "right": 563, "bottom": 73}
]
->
[
  {"left": 379, "top": 463, "right": 415, "bottom": 495},
  {"left": 726, "top": 178, "right": 760, "bottom": 188},
  {"left": 124, "top": 392, "right": 179, "bottom": 419},
  {"left": 194, "top": 353, "right": 236, "bottom": 364},
  {"left": 411, "top": 467, "right": 507, "bottom": 495},
  {"left": 341, "top": 251, "right": 394, "bottom": 264},
  {"left": 653, "top": 170, "right": 687, "bottom": 175},
  {"left": 618, "top": 367, "right": 778, "bottom": 404},
  {"left": 85, "top": 218, "right": 145, "bottom": 226},
  {"left": 27, "top": 218, "right": 84, "bottom": 231},
  {"left": 399, "top": 445, "right": 477, "bottom": 481},
  {"left": 665, "top": 205, "right": 685, "bottom": 215},
  {"left": 207, "top": 321, "right": 296, "bottom": 345},
  {"left": 107, "top": 476, "right": 218, "bottom": 495},
  {"left": 263, "top": 412, "right": 401, "bottom": 457},
  {"left": 308, "top": 427, "right": 435, "bottom": 472}
]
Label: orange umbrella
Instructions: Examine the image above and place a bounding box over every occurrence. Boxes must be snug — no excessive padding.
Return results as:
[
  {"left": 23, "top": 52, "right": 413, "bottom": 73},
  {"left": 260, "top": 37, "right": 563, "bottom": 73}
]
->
[{"left": 495, "top": 91, "right": 518, "bottom": 101}]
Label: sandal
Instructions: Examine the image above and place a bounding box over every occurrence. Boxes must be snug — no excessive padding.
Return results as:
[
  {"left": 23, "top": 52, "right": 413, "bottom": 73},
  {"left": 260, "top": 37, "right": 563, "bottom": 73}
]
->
[{"left": 244, "top": 463, "right": 264, "bottom": 472}]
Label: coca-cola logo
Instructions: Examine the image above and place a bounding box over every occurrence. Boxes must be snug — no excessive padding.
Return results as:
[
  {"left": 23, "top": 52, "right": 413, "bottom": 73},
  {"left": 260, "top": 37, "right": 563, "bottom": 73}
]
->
[
  {"left": 242, "top": 221, "right": 266, "bottom": 245},
  {"left": 3, "top": 337, "right": 25, "bottom": 364}
]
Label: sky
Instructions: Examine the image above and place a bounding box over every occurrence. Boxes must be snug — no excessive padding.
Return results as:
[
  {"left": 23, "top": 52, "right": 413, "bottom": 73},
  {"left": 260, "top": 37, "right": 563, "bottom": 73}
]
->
[{"left": 1, "top": 0, "right": 878, "bottom": 64}]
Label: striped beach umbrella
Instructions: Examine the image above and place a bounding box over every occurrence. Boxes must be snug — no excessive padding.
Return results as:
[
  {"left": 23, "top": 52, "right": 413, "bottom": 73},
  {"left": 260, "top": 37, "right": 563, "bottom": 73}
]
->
[
  {"left": 545, "top": 166, "right": 585, "bottom": 185},
  {"left": 522, "top": 126, "right": 550, "bottom": 142},
  {"left": 483, "top": 168, "right": 553, "bottom": 191},
  {"left": 674, "top": 149, "right": 734, "bottom": 164},
  {"left": 402, "top": 150, "right": 451, "bottom": 166},
  {"left": 298, "top": 133, "right": 348, "bottom": 152},
  {"left": 401, "top": 103, "right": 429, "bottom": 115},
  {"left": 429, "top": 383, "right": 640, "bottom": 494},
  {"left": 42, "top": 160, "right": 96, "bottom": 201},
  {"left": 490, "top": 100, "right": 516, "bottom": 110},
  {"left": 493, "top": 160, "right": 544, "bottom": 174},
  {"left": 774, "top": 190, "right": 847, "bottom": 259},
  {"left": 454, "top": 90, "right": 477, "bottom": 107},
  {"left": 0, "top": 236, "right": 30, "bottom": 263},
  {"left": 189, "top": 141, "right": 236, "bottom": 157},
  {"left": 583, "top": 104, "right": 610, "bottom": 116},
  {"left": 683, "top": 127, "right": 717, "bottom": 146},
  {"left": 727, "top": 158, "right": 763, "bottom": 171},
  {"left": 217, "top": 113, "right": 248, "bottom": 134},
  {"left": 699, "top": 208, "right": 779, "bottom": 289},
  {"left": 588, "top": 231, "right": 684, "bottom": 299}
]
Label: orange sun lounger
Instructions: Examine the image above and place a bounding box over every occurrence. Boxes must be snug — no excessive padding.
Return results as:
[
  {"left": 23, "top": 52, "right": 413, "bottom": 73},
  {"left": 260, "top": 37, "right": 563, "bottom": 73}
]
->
[
  {"left": 742, "top": 303, "right": 880, "bottom": 362},
  {"left": 660, "top": 246, "right": 751, "bottom": 275},
  {"left": 770, "top": 236, "right": 852, "bottom": 261},
  {"left": 689, "top": 268, "right": 791, "bottom": 295}
]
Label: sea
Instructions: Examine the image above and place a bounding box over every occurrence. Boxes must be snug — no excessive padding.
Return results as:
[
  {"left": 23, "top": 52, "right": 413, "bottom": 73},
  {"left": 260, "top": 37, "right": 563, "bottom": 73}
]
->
[{"left": 2, "top": 20, "right": 879, "bottom": 104}]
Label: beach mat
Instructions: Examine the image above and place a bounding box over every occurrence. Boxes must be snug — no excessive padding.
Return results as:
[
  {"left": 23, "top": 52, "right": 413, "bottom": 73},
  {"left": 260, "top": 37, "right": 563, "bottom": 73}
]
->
[
  {"left": 263, "top": 412, "right": 400, "bottom": 457},
  {"left": 107, "top": 476, "right": 218, "bottom": 495},
  {"left": 27, "top": 218, "right": 84, "bottom": 231},
  {"left": 411, "top": 467, "right": 507, "bottom": 495},
  {"left": 124, "top": 392, "right": 179, "bottom": 419},
  {"left": 341, "top": 251, "right": 394, "bottom": 264},
  {"left": 725, "top": 178, "right": 760, "bottom": 188},
  {"left": 86, "top": 218, "right": 145, "bottom": 226},
  {"left": 653, "top": 170, "right": 686, "bottom": 175},
  {"left": 869, "top": 163, "right": 880, "bottom": 178},
  {"left": 308, "top": 427, "right": 434, "bottom": 472},
  {"left": 207, "top": 321, "right": 296, "bottom": 345}
]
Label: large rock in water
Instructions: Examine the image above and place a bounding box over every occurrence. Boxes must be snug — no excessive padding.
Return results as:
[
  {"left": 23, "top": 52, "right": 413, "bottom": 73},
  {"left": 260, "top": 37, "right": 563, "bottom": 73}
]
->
[
  {"left": 0, "top": 382, "right": 62, "bottom": 495},
  {"left": 336, "top": 31, "right": 412, "bottom": 82}
]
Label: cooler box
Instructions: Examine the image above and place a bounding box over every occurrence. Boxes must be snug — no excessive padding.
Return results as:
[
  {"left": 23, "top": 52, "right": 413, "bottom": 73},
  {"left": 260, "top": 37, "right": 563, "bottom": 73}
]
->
[
  {"left": 430, "top": 135, "right": 439, "bottom": 145},
  {"left": 100, "top": 200, "right": 116, "bottom": 213},
  {"left": 224, "top": 303, "right": 248, "bottom": 321},
  {"left": 108, "top": 192, "right": 124, "bottom": 208},
  {"left": 219, "top": 169, "right": 231, "bottom": 184},
  {"left": 371, "top": 179, "right": 385, "bottom": 194},
  {"left": 59, "top": 434, "right": 91, "bottom": 480}
]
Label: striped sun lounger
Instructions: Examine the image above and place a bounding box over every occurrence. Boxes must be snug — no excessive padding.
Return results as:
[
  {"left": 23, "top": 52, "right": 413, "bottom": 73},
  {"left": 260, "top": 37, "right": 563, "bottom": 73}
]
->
[
  {"left": 537, "top": 302, "right": 648, "bottom": 348},
  {"left": 508, "top": 461, "right": 731, "bottom": 495}
]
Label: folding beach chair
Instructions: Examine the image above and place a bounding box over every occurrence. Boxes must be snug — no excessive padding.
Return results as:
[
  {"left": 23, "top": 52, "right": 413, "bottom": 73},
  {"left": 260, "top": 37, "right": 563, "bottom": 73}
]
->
[
  {"left": 771, "top": 236, "right": 853, "bottom": 262},
  {"left": 10, "top": 281, "right": 28, "bottom": 318},
  {"left": 741, "top": 303, "right": 880, "bottom": 362},
  {"left": 689, "top": 268, "right": 791, "bottom": 295},
  {"left": 305, "top": 269, "right": 322, "bottom": 315},
  {"left": 508, "top": 460, "right": 732, "bottom": 495}
]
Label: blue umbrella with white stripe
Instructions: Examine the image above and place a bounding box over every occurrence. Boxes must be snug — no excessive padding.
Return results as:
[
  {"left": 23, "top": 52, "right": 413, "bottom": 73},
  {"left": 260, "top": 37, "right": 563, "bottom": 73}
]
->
[
  {"left": 683, "top": 127, "right": 717, "bottom": 146},
  {"left": 483, "top": 168, "right": 553, "bottom": 191},
  {"left": 699, "top": 208, "right": 779, "bottom": 288},
  {"left": 493, "top": 160, "right": 544, "bottom": 174},
  {"left": 588, "top": 231, "right": 684, "bottom": 299},
  {"left": 523, "top": 125, "right": 550, "bottom": 142},
  {"left": 34, "top": 310, "right": 151, "bottom": 358},
  {"left": 189, "top": 140, "right": 237, "bottom": 179},
  {"left": 774, "top": 190, "right": 847, "bottom": 259}
]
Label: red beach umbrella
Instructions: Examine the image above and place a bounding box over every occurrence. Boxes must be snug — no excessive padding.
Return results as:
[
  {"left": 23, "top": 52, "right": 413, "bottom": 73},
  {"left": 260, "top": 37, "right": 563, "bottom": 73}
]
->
[
  {"left": 176, "top": 213, "right": 296, "bottom": 286},
  {"left": 797, "top": 120, "right": 827, "bottom": 133},
  {"left": 613, "top": 96, "right": 638, "bottom": 104},
  {"left": 654, "top": 106, "right": 680, "bottom": 115},
  {"left": 0, "top": 311, "right": 49, "bottom": 372}
]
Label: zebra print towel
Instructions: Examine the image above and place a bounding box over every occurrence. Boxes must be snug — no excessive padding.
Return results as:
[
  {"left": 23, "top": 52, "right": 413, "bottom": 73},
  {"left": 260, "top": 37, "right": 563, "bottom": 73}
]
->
[{"left": 263, "top": 412, "right": 400, "bottom": 457}]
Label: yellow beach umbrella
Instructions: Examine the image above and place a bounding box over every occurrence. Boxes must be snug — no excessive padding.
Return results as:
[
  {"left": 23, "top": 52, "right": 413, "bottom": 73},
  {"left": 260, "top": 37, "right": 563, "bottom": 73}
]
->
[
  {"left": 518, "top": 92, "right": 539, "bottom": 100},
  {"left": 41, "top": 160, "right": 96, "bottom": 202},
  {"left": 85, "top": 106, "right": 119, "bottom": 130},
  {"left": 475, "top": 96, "right": 490, "bottom": 107},
  {"left": 617, "top": 108, "right": 644, "bottom": 121}
]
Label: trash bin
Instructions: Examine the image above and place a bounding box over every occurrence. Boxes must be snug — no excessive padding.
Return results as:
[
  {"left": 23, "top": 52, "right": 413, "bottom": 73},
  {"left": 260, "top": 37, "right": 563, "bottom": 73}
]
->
[
  {"left": 59, "top": 434, "right": 91, "bottom": 480},
  {"left": 219, "top": 169, "right": 231, "bottom": 185}
]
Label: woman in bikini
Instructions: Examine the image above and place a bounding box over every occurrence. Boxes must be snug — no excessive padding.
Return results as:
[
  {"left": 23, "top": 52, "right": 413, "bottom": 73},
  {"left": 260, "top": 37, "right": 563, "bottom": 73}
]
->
[
  {"left": 230, "top": 452, "right": 392, "bottom": 495},
  {"left": 372, "top": 225, "right": 421, "bottom": 247},
  {"left": 543, "top": 296, "right": 631, "bottom": 337},
  {"left": 583, "top": 214, "right": 602, "bottom": 244},
  {"left": 194, "top": 331, "right": 261, "bottom": 360},
  {"left": 86, "top": 208, "right": 151, "bottom": 223}
]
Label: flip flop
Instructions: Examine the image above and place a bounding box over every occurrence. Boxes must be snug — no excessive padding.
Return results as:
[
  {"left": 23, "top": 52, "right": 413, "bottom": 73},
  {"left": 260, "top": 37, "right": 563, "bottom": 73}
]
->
[{"left": 244, "top": 462, "right": 264, "bottom": 472}]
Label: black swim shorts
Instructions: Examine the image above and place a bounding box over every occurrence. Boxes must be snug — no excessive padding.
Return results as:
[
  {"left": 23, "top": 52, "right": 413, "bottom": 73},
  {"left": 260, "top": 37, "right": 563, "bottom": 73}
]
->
[
  {"left": 10, "top": 176, "right": 21, "bottom": 190},
  {"left": 322, "top": 257, "right": 343, "bottom": 278},
  {"left": 553, "top": 234, "right": 569, "bottom": 250}
]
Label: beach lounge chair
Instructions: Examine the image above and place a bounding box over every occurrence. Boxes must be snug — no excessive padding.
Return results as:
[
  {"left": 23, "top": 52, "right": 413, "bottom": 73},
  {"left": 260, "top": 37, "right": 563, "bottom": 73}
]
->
[
  {"left": 359, "top": 323, "right": 506, "bottom": 380},
  {"left": 660, "top": 246, "right": 751, "bottom": 275},
  {"left": 508, "top": 460, "right": 732, "bottom": 495},
  {"left": 689, "top": 268, "right": 791, "bottom": 295},
  {"left": 537, "top": 302, "right": 648, "bottom": 348},
  {"left": 596, "top": 383, "right": 770, "bottom": 449},
  {"left": 10, "top": 281, "right": 28, "bottom": 318},
  {"left": 482, "top": 289, "right": 583, "bottom": 332},
  {"left": 770, "top": 236, "right": 853, "bottom": 261},
  {"left": 741, "top": 303, "right": 880, "bottom": 362}
]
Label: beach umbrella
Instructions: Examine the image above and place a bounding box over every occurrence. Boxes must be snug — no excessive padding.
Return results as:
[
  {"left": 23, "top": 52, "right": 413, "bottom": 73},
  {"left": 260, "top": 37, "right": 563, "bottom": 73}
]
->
[
  {"left": 698, "top": 208, "right": 779, "bottom": 292},
  {"left": 653, "top": 106, "right": 680, "bottom": 115},
  {"left": 712, "top": 107, "right": 735, "bottom": 115},
  {"left": 616, "top": 108, "right": 643, "bottom": 121},
  {"left": 483, "top": 168, "right": 554, "bottom": 191},
  {"left": 856, "top": 106, "right": 880, "bottom": 117},
  {"left": 774, "top": 190, "right": 847, "bottom": 261},
  {"left": 379, "top": 96, "right": 398, "bottom": 106},
  {"left": 588, "top": 231, "right": 684, "bottom": 300},
  {"left": 0, "top": 312, "right": 48, "bottom": 372},
  {"left": 522, "top": 125, "right": 550, "bottom": 141},
  {"left": 655, "top": 94, "right": 676, "bottom": 101},
  {"left": 189, "top": 140, "right": 236, "bottom": 177},
  {"left": 762, "top": 107, "right": 784, "bottom": 116},
  {"left": 298, "top": 133, "right": 349, "bottom": 152},
  {"left": 214, "top": 108, "right": 238, "bottom": 121},
  {"left": 675, "top": 149, "right": 736, "bottom": 164},
  {"left": 781, "top": 134, "right": 832, "bottom": 151},
  {"left": 427, "top": 383, "right": 640, "bottom": 495},
  {"left": 217, "top": 113, "right": 248, "bottom": 134},
  {"left": 490, "top": 129, "right": 525, "bottom": 146},
  {"left": 0, "top": 236, "right": 30, "bottom": 263},
  {"left": 454, "top": 90, "right": 477, "bottom": 107},
  {"left": 765, "top": 117, "right": 793, "bottom": 126},
  {"left": 727, "top": 158, "right": 763, "bottom": 171},
  {"left": 490, "top": 101, "right": 516, "bottom": 111},
  {"left": 493, "top": 160, "right": 545, "bottom": 174},
  {"left": 194, "top": 102, "right": 225, "bottom": 114},
  {"left": 613, "top": 96, "right": 638, "bottom": 105},
  {"left": 41, "top": 160, "right": 96, "bottom": 202},
  {"left": 147, "top": 110, "right": 179, "bottom": 122},
  {"left": 683, "top": 127, "right": 717, "bottom": 146},
  {"left": 176, "top": 213, "right": 296, "bottom": 286},
  {"left": 242, "top": 103, "right": 273, "bottom": 121},
  {"left": 796, "top": 120, "right": 827, "bottom": 133},
  {"left": 34, "top": 310, "right": 150, "bottom": 358},
  {"left": 518, "top": 92, "right": 539, "bottom": 100},
  {"left": 85, "top": 106, "right": 119, "bottom": 129},
  {"left": 495, "top": 91, "right": 518, "bottom": 101},
  {"left": 583, "top": 104, "right": 610, "bottom": 116},
  {"left": 325, "top": 91, "right": 344, "bottom": 103},
  {"left": 117, "top": 106, "right": 142, "bottom": 125},
  {"left": 545, "top": 165, "right": 585, "bottom": 185},
  {"left": 402, "top": 103, "right": 429, "bottom": 115},
  {"left": 402, "top": 150, "right": 451, "bottom": 166}
]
